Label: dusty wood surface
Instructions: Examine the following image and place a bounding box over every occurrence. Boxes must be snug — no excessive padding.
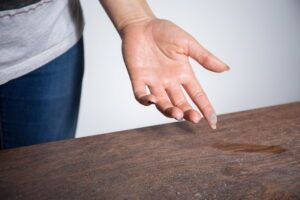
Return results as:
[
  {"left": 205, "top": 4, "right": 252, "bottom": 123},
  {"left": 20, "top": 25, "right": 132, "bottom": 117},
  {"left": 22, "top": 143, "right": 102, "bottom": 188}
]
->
[{"left": 0, "top": 102, "right": 300, "bottom": 200}]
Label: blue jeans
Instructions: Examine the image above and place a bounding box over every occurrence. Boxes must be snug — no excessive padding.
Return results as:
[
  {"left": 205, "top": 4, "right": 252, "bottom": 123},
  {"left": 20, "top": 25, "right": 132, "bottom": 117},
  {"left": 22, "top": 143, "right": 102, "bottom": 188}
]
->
[{"left": 0, "top": 38, "right": 84, "bottom": 149}]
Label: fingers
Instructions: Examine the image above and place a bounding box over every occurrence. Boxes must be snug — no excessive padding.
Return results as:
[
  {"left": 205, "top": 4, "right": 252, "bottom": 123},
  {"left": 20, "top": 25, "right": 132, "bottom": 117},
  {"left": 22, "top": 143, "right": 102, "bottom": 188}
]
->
[
  {"left": 183, "top": 78, "right": 217, "bottom": 129},
  {"left": 132, "top": 78, "right": 215, "bottom": 127},
  {"left": 132, "top": 80, "right": 157, "bottom": 106},
  {"left": 165, "top": 85, "right": 202, "bottom": 123},
  {"left": 149, "top": 86, "right": 183, "bottom": 120},
  {"left": 133, "top": 79, "right": 206, "bottom": 124},
  {"left": 188, "top": 37, "right": 230, "bottom": 73},
  {"left": 132, "top": 80, "right": 184, "bottom": 121}
]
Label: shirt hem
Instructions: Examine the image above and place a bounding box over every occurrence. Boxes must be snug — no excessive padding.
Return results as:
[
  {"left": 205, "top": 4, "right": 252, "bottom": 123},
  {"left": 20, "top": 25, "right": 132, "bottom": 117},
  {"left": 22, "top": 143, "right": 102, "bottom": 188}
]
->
[{"left": 0, "top": 30, "right": 83, "bottom": 85}]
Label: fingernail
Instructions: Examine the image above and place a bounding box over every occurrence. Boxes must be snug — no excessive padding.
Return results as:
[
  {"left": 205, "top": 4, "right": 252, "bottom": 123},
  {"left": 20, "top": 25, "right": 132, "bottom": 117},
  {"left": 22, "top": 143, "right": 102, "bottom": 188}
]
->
[
  {"left": 225, "top": 65, "right": 231, "bottom": 71},
  {"left": 209, "top": 111, "right": 217, "bottom": 129},
  {"left": 176, "top": 117, "right": 184, "bottom": 121},
  {"left": 211, "top": 124, "right": 217, "bottom": 130},
  {"left": 175, "top": 115, "right": 184, "bottom": 121},
  {"left": 192, "top": 117, "right": 200, "bottom": 124}
]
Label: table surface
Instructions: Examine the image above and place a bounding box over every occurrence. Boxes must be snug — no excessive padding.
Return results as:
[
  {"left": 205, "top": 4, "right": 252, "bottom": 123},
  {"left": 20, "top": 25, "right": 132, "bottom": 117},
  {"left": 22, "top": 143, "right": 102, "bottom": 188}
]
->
[{"left": 0, "top": 102, "right": 300, "bottom": 200}]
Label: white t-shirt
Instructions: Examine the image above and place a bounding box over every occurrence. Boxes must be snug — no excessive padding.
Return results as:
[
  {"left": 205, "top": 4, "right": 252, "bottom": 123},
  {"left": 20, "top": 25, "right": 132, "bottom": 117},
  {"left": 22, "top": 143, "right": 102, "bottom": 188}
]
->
[{"left": 0, "top": 0, "right": 84, "bottom": 85}]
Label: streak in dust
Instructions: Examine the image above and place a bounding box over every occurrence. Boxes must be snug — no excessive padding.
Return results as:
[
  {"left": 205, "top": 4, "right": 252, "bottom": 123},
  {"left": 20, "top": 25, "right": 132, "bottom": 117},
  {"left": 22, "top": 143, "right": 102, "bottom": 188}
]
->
[{"left": 211, "top": 143, "right": 286, "bottom": 154}]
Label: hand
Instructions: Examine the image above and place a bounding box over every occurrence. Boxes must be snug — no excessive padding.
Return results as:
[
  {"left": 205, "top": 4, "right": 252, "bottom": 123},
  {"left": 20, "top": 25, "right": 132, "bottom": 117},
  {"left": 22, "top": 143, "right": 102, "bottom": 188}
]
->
[{"left": 121, "top": 18, "right": 229, "bottom": 129}]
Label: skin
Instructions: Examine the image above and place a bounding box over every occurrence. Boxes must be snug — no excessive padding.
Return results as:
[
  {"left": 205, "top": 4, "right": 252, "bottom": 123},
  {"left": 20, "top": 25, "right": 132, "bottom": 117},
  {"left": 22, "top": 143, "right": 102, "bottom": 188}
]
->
[{"left": 99, "top": 0, "right": 230, "bottom": 129}]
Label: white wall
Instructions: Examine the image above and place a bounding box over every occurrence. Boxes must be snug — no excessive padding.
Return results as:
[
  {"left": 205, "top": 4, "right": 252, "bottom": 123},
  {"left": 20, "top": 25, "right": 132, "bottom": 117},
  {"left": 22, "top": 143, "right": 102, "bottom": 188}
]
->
[{"left": 76, "top": 0, "right": 300, "bottom": 137}]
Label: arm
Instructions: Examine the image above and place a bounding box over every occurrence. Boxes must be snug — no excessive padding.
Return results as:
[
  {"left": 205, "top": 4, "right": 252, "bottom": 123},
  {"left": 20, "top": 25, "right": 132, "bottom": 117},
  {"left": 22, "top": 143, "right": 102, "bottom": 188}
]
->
[{"left": 99, "top": 0, "right": 230, "bottom": 129}]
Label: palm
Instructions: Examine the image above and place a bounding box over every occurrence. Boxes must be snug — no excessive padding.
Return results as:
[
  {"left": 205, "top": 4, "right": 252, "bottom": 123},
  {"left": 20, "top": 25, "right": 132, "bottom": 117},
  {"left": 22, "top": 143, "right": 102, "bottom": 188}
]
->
[{"left": 121, "top": 19, "right": 229, "bottom": 129}]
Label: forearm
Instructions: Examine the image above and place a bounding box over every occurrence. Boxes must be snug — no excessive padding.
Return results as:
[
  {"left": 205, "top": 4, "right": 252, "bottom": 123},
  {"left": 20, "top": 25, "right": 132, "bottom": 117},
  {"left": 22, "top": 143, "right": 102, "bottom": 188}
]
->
[{"left": 99, "top": 0, "right": 155, "bottom": 34}]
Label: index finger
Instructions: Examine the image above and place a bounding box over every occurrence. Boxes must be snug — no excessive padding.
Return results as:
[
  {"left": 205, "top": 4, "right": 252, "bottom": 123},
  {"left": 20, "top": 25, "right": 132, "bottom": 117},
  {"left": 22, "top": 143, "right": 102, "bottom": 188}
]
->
[{"left": 183, "top": 78, "right": 217, "bottom": 129}]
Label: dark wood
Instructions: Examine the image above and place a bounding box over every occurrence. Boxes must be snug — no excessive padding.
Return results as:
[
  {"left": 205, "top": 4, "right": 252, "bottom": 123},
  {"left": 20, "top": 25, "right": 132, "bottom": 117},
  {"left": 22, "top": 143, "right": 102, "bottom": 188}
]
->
[{"left": 0, "top": 102, "right": 300, "bottom": 200}]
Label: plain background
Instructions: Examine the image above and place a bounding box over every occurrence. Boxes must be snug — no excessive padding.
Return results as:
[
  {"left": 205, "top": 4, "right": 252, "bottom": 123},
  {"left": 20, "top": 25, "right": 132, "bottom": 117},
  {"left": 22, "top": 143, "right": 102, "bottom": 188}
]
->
[{"left": 76, "top": 0, "right": 300, "bottom": 137}]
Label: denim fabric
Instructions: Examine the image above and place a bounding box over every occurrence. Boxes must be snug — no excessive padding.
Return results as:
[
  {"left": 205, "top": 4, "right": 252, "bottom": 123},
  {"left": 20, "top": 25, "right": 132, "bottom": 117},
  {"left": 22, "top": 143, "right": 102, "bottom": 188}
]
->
[{"left": 0, "top": 38, "right": 84, "bottom": 149}]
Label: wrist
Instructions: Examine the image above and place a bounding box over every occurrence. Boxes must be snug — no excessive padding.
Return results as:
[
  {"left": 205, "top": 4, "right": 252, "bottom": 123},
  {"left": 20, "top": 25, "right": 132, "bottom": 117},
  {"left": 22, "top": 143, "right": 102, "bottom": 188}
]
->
[{"left": 117, "top": 15, "right": 155, "bottom": 37}]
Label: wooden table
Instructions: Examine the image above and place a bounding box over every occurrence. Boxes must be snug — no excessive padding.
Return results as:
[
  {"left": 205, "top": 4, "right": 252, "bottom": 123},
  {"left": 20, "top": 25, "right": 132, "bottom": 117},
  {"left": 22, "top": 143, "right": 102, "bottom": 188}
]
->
[{"left": 0, "top": 102, "right": 299, "bottom": 200}]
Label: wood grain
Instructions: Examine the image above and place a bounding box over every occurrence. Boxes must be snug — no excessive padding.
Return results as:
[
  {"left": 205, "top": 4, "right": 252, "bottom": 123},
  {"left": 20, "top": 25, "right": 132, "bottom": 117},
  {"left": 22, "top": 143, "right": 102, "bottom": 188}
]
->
[{"left": 0, "top": 102, "right": 299, "bottom": 200}]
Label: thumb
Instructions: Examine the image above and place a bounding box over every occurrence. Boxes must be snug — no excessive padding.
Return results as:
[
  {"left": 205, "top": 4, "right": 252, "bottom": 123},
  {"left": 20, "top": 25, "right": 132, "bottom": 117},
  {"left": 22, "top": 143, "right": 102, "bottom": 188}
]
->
[{"left": 188, "top": 37, "right": 230, "bottom": 73}]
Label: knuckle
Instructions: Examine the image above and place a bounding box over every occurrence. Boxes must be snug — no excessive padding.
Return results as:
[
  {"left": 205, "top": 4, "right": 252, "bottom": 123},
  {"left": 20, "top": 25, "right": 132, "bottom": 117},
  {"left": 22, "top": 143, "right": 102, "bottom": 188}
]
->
[
  {"left": 193, "top": 91, "right": 206, "bottom": 100},
  {"left": 174, "top": 99, "right": 186, "bottom": 108},
  {"left": 201, "top": 53, "right": 212, "bottom": 65},
  {"left": 135, "top": 97, "right": 144, "bottom": 105},
  {"left": 134, "top": 92, "right": 142, "bottom": 101},
  {"left": 201, "top": 103, "right": 211, "bottom": 111},
  {"left": 134, "top": 92, "right": 140, "bottom": 100},
  {"left": 134, "top": 94, "right": 146, "bottom": 105},
  {"left": 164, "top": 106, "right": 173, "bottom": 113}
]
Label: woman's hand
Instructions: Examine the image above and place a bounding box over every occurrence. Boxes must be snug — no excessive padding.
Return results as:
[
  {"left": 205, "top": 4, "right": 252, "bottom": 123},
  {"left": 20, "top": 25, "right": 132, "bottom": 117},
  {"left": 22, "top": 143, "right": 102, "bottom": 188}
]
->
[
  {"left": 99, "top": 0, "right": 229, "bottom": 129},
  {"left": 121, "top": 18, "right": 229, "bottom": 129}
]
